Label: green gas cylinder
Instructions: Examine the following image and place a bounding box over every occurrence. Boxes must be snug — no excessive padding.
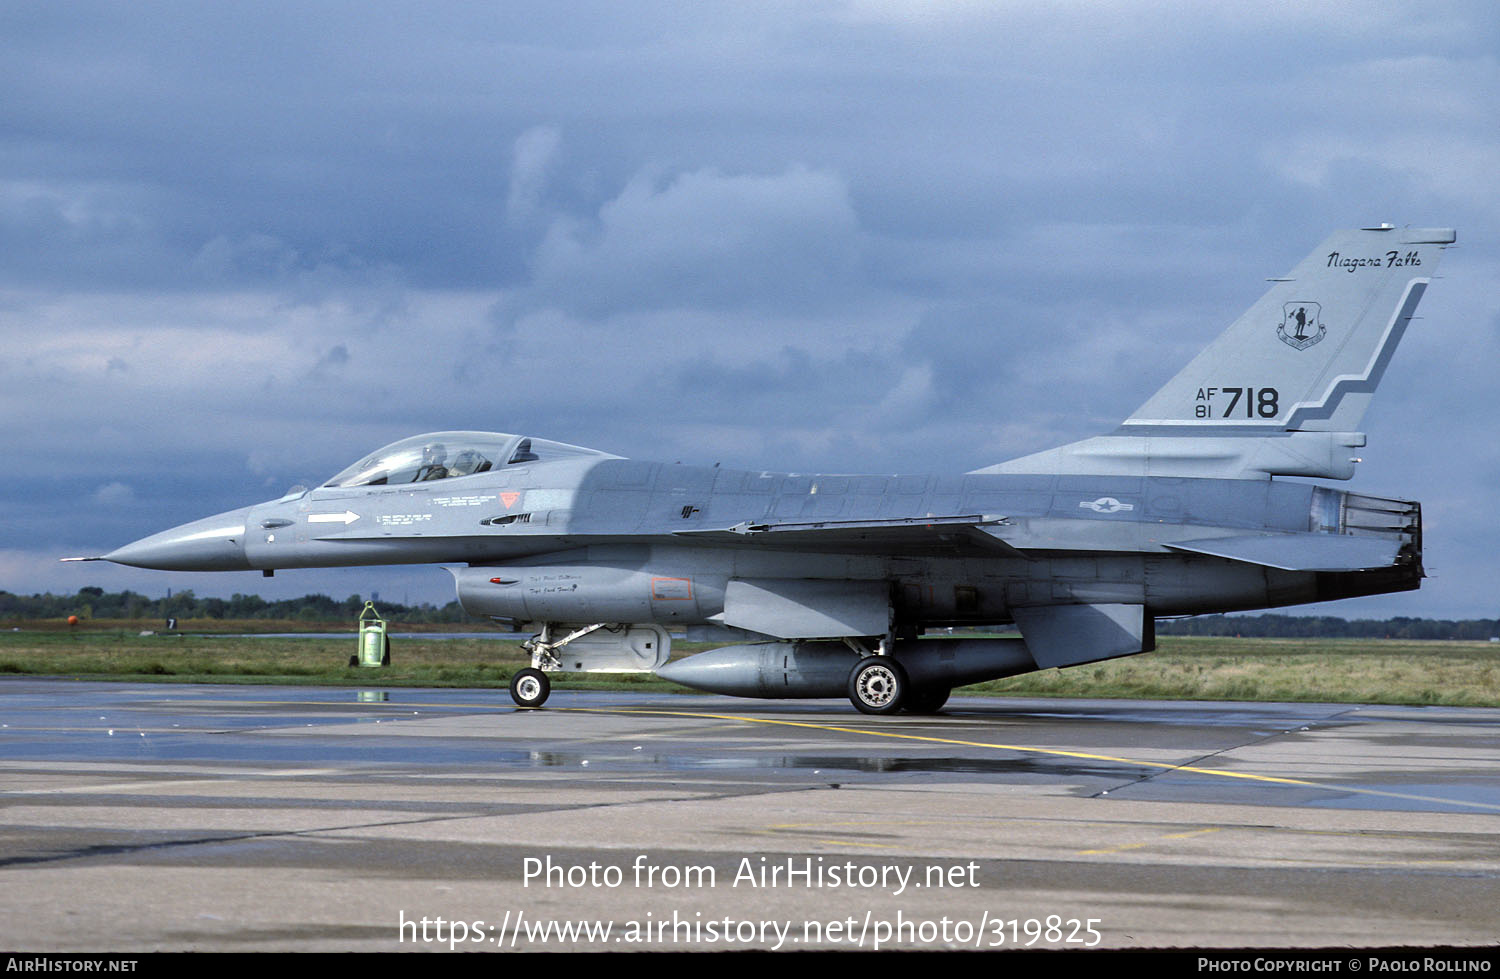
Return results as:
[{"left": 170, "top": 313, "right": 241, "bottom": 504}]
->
[{"left": 355, "top": 602, "right": 390, "bottom": 667}]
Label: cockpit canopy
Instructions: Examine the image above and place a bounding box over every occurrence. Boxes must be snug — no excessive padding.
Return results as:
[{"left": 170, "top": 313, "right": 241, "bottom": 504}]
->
[{"left": 323, "top": 431, "right": 615, "bottom": 488}]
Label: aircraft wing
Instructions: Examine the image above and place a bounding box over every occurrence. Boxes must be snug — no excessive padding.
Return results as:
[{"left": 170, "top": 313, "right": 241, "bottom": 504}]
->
[
  {"left": 675, "top": 514, "right": 1027, "bottom": 557},
  {"left": 1163, "top": 533, "right": 1403, "bottom": 572},
  {"left": 678, "top": 513, "right": 1400, "bottom": 571}
]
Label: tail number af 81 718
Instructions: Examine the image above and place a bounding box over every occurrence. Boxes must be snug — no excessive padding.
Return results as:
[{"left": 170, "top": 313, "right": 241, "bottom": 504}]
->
[{"left": 1194, "top": 387, "right": 1279, "bottom": 419}]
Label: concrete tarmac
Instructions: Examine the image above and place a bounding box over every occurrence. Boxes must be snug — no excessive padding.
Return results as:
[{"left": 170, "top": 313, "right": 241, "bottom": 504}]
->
[{"left": 3, "top": 678, "right": 1499, "bottom": 951}]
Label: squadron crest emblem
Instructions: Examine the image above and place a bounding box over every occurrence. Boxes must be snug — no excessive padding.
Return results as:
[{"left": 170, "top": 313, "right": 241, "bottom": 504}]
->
[{"left": 1277, "top": 302, "right": 1325, "bottom": 350}]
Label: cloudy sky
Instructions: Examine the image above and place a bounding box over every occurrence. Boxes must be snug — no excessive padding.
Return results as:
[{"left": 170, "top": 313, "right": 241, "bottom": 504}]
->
[{"left": 4, "top": 1, "right": 1496, "bottom": 619}]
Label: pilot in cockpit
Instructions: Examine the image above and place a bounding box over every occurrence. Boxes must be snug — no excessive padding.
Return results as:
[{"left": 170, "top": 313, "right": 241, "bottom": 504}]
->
[{"left": 416, "top": 443, "right": 450, "bottom": 481}]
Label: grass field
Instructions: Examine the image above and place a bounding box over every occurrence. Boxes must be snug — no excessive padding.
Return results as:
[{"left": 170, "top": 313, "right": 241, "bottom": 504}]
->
[{"left": 3, "top": 625, "right": 1497, "bottom": 706}]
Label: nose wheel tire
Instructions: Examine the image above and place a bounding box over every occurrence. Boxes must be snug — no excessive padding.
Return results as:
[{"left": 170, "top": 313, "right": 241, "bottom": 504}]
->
[
  {"left": 847, "top": 656, "right": 908, "bottom": 715},
  {"left": 510, "top": 667, "right": 551, "bottom": 708}
]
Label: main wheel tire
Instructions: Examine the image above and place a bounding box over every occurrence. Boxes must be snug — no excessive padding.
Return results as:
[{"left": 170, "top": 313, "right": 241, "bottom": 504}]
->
[
  {"left": 509, "top": 667, "right": 551, "bottom": 708},
  {"left": 847, "top": 656, "right": 908, "bottom": 715},
  {"left": 904, "top": 686, "right": 951, "bottom": 714}
]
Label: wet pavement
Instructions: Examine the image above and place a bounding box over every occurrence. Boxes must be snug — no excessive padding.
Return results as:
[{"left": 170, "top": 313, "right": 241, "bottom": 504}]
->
[{"left": 4, "top": 679, "right": 1499, "bottom": 950}]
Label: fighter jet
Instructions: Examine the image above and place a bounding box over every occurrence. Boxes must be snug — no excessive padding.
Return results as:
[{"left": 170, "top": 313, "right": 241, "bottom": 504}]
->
[{"left": 81, "top": 225, "right": 1454, "bottom": 713}]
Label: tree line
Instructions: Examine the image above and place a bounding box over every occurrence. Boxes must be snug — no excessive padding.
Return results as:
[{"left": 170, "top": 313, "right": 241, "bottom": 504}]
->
[
  {"left": 1154, "top": 613, "right": 1498, "bottom": 641},
  {"left": 2, "top": 587, "right": 477, "bottom": 624},
  {"left": 3, "top": 588, "right": 1495, "bottom": 638}
]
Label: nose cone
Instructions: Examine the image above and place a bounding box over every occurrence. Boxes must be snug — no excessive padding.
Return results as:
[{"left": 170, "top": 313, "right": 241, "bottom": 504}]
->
[{"left": 103, "top": 507, "right": 254, "bottom": 571}]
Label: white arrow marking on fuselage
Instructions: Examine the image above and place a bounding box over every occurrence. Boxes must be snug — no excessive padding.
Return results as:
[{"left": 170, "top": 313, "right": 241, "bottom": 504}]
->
[{"left": 308, "top": 511, "right": 360, "bottom": 525}]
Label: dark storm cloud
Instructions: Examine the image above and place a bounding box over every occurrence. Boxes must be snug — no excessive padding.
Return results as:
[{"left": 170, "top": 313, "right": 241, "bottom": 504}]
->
[{"left": 525, "top": 166, "right": 861, "bottom": 317}]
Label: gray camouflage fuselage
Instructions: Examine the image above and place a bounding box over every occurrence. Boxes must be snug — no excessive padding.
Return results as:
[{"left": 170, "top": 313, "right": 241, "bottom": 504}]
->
[
  {"left": 107, "top": 455, "right": 1419, "bottom": 633},
  {"left": 88, "top": 225, "right": 1452, "bottom": 712}
]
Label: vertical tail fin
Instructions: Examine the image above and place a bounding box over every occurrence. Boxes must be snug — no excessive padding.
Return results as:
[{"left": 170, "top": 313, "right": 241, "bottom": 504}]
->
[
  {"left": 1124, "top": 225, "right": 1454, "bottom": 434},
  {"left": 979, "top": 226, "right": 1455, "bottom": 480}
]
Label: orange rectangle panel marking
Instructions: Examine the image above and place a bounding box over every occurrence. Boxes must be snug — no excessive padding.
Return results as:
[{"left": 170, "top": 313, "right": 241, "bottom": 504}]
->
[{"left": 651, "top": 577, "right": 693, "bottom": 600}]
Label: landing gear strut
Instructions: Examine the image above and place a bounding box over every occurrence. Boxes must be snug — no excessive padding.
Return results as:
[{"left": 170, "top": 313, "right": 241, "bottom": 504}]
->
[{"left": 510, "top": 622, "right": 603, "bottom": 708}]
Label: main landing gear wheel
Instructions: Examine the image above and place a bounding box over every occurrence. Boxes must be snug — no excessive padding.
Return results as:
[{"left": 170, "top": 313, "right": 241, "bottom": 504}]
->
[
  {"left": 904, "top": 686, "right": 951, "bottom": 714},
  {"left": 509, "top": 667, "right": 551, "bottom": 708},
  {"left": 847, "top": 656, "right": 908, "bottom": 715}
]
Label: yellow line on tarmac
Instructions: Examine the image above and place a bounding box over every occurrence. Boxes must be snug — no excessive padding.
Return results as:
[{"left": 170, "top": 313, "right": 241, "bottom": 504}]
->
[
  {"left": 222, "top": 697, "right": 1500, "bottom": 813},
  {"left": 560, "top": 705, "right": 1500, "bottom": 813},
  {"left": 1078, "top": 827, "right": 1223, "bottom": 856},
  {"left": 567, "top": 705, "right": 1309, "bottom": 782}
]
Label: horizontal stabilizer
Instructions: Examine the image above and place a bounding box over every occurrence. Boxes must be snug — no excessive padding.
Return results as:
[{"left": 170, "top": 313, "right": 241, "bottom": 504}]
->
[{"left": 1164, "top": 533, "right": 1400, "bottom": 572}]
